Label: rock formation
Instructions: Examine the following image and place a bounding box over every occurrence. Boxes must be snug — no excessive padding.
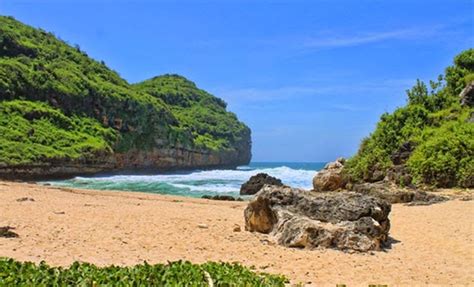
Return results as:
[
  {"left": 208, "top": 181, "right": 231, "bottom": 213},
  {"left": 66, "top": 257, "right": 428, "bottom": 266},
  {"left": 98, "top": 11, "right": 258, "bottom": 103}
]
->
[
  {"left": 240, "top": 173, "right": 283, "bottom": 195},
  {"left": 244, "top": 185, "right": 391, "bottom": 252},
  {"left": 460, "top": 81, "right": 474, "bottom": 107},
  {"left": 0, "top": 226, "right": 18, "bottom": 238},
  {"left": 351, "top": 182, "right": 447, "bottom": 205},
  {"left": 201, "top": 195, "right": 243, "bottom": 201},
  {"left": 312, "top": 158, "right": 347, "bottom": 191}
]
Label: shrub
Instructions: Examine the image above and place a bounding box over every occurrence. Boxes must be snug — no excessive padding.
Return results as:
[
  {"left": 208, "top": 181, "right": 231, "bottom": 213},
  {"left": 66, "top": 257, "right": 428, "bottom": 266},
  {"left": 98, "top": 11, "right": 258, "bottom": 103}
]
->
[
  {"left": 345, "top": 49, "right": 474, "bottom": 187},
  {"left": 407, "top": 120, "right": 474, "bottom": 187},
  {"left": 0, "top": 258, "right": 288, "bottom": 286}
]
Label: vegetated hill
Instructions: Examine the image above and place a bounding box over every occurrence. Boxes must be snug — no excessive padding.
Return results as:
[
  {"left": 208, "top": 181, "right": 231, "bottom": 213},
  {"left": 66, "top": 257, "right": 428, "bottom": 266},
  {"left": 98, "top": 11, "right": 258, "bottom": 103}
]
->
[
  {"left": 0, "top": 16, "right": 251, "bottom": 178},
  {"left": 345, "top": 49, "right": 474, "bottom": 188}
]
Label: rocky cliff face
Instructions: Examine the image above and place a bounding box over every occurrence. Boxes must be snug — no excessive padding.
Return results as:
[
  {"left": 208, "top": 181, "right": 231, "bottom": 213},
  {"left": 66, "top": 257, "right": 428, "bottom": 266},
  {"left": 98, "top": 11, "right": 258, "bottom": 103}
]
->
[{"left": 0, "top": 147, "right": 250, "bottom": 179}]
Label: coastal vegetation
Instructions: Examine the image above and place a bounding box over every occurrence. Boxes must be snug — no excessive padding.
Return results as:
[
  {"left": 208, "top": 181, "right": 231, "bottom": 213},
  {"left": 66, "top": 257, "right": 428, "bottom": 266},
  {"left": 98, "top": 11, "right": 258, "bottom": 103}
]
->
[
  {"left": 345, "top": 49, "right": 474, "bottom": 188},
  {"left": 0, "top": 258, "right": 288, "bottom": 286},
  {"left": 0, "top": 16, "right": 251, "bottom": 172}
]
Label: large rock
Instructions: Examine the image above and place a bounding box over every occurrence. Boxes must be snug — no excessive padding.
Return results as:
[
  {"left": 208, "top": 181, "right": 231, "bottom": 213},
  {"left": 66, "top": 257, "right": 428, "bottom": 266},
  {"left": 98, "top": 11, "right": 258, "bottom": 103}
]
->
[
  {"left": 240, "top": 173, "right": 283, "bottom": 195},
  {"left": 244, "top": 185, "right": 391, "bottom": 252},
  {"left": 312, "top": 158, "right": 347, "bottom": 191}
]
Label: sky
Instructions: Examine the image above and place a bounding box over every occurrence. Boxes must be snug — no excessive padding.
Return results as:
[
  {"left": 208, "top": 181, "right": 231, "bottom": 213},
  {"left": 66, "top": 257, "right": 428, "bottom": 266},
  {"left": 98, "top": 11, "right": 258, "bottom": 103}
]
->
[{"left": 1, "top": 0, "right": 473, "bottom": 162}]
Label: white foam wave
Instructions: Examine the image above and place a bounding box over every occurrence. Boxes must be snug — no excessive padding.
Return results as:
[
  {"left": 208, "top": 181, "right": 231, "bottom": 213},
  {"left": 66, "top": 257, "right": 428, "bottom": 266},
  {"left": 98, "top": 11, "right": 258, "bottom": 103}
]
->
[{"left": 58, "top": 165, "right": 320, "bottom": 196}]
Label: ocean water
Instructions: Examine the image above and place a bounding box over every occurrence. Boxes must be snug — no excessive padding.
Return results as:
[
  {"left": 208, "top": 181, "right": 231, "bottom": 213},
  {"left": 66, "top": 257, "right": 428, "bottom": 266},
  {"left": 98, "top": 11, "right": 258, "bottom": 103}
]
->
[{"left": 44, "top": 162, "right": 325, "bottom": 198}]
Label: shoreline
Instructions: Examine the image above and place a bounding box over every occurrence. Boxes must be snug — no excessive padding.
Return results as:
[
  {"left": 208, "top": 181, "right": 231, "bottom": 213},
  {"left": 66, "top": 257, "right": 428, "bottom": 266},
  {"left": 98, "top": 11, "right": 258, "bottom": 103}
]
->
[{"left": 1, "top": 180, "right": 473, "bottom": 285}]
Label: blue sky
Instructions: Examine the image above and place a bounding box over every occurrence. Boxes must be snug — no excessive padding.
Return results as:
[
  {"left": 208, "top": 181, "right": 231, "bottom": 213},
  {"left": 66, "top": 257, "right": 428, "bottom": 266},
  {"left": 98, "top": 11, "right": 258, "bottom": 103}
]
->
[{"left": 1, "top": 0, "right": 473, "bottom": 162}]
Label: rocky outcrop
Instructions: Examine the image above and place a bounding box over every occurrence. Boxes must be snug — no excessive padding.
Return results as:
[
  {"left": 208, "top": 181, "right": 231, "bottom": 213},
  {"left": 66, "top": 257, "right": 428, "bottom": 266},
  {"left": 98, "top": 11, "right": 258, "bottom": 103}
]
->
[
  {"left": 244, "top": 185, "right": 391, "bottom": 252},
  {"left": 390, "top": 141, "right": 414, "bottom": 165},
  {"left": 312, "top": 158, "right": 347, "bottom": 191},
  {"left": 201, "top": 195, "right": 243, "bottom": 201},
  {"left": 386, "top": 165, "right": 413, "bottom": 187},
  {"left": 460, "top": 81, "right": 474, "bottom": 107},
  {"left": 0, "top": 147, "right": 249, "bottom": 180},
  {"left": 351, "top": 182, "right": 447, "bottom": 205},
  {"left": 240, "top": 173, "right": 283, "bottom": 195}
]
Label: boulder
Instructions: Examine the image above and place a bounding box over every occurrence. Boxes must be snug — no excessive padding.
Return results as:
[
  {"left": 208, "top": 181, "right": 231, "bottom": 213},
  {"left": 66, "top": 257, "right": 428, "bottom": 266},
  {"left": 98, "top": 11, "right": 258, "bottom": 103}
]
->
[
  {"left": 244, "top": 185, "right": 391, "bottom": 252},
  {"left": 312, "top": 157, "right": 347, "bottom": 191},
  {"left": 240, "top": 173, "right": 283, "bottom": 195}
]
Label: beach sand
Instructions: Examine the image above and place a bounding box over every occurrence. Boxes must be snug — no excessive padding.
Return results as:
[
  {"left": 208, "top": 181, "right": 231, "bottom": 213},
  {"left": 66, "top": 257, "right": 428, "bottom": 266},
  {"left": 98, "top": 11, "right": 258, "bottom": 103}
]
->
[{"left": 0, "top": 181, "right": 473, "bottom": 286}]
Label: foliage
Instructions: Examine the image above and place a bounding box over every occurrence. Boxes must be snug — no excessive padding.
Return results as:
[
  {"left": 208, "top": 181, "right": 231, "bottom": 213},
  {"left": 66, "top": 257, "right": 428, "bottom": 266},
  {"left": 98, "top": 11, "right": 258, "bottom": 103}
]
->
[
  {"left": 0, "top": 258, "right": 288, "bottom": 286},
  {"left": 345, "top": 49, "right": 474, "bottom": 187},
  {"left": 407, "top": 119, "right": 474, "bottom": 187},
  {"left": 0, "top": 16, "right": 250, "bottom": 166},
  {"left": 133, "top": 75, "right": 250, "bottom": 151},
  {"left": 0, "top": 100, "right": 117, "bottom": 165}
]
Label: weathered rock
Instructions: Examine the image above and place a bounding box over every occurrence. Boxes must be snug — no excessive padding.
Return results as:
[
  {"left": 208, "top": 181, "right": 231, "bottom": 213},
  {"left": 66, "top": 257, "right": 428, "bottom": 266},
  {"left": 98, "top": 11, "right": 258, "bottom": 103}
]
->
[
  {"left": 240, "top": 173, "right": 283, "bottom": 195},
  {"left": 390, "top": 142, "right": 415, "bottom": 165},
  {"left": 16, "top": 197, "right": 35, "bottom": 202},
  {"left": 197, "top": 224, "right": 208, "bottom": 229},
  {"left": 351, "top": 182, "right": 447, "bottom": 205},
  {"left": 312, "top": 158, "right": 347, "bottom": 191},
  {"left": 386, "top": 165, "right": 413, "bottom": 187},
  {"left": 244, "top": 185, "right": 391, "bottom": 252},
  {"left": 0, "top": 226, "right": 18, "bottom": 238},
  {"left": 201, "top": 195, "right": 243, "bottom": 201},
  {"left": 460, "top": 81, "right": 474, "bottom": 107}
]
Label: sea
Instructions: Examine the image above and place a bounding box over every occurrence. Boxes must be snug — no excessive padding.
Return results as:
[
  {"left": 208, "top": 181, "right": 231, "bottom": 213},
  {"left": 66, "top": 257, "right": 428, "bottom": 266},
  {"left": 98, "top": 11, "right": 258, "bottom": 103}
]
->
[{"left": 43, "top": 162, "right": 326, "bottom": 198}]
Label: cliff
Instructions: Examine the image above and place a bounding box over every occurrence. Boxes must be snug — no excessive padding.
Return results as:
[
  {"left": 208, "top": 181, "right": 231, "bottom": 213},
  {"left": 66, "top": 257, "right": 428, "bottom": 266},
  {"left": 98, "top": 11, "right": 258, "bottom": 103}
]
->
[{"left": 0, "top": 16, "right": 251, "bottom": 179}]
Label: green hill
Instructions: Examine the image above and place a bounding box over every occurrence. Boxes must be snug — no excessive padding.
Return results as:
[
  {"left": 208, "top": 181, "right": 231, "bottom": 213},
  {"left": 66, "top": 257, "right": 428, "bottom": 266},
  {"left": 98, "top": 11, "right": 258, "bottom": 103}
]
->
[
  {"left": 345, "top": 49, "right": 474, "bottom": 188},
  {"left": 0, "top": 16, "right": 251, "bottom": 178}
]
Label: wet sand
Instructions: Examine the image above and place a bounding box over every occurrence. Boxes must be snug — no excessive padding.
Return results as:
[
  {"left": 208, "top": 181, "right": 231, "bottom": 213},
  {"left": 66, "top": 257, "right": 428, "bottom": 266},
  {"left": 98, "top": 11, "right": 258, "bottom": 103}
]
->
[{"left": 0, "top": 181, "right": 473, "bottom": 286}]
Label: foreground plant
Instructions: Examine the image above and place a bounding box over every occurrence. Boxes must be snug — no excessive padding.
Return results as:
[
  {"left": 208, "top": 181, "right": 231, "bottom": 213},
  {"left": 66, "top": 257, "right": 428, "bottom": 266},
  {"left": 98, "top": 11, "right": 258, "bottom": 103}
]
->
[{"left": 0, "top": 258, "right": 288, "bottom": 286}]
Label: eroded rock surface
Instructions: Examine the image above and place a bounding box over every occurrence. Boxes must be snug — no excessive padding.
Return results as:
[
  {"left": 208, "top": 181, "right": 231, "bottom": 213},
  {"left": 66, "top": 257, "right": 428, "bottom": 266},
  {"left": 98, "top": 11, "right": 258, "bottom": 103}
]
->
[
  {"left": 351, "top": 182, "right": 448, "bottom": 205},
  {"left": 244, "top": 185, "right": 391, "bottom": 252},
  {"left": 240, "top": 173, "right": 283, "bottom": 195},
  {"left": 312, "top": 158, "right": 347, "bottom": 191}
]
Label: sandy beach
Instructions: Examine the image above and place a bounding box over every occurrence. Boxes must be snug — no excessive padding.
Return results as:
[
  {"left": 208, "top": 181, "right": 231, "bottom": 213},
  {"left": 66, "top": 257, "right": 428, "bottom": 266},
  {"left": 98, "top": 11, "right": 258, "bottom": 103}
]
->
[{"left": 0, "top": 181, "right": 473, "bottom": 286}]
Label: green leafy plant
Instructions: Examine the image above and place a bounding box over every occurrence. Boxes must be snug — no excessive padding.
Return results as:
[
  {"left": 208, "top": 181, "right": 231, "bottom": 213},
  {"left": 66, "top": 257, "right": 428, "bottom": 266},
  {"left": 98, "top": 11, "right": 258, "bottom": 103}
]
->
[
  {"left": 0, "top": 258, "right": 288, "bottom": 286},
  {"left": 345, "top": 49, "right": 474, "bottom": 188}
]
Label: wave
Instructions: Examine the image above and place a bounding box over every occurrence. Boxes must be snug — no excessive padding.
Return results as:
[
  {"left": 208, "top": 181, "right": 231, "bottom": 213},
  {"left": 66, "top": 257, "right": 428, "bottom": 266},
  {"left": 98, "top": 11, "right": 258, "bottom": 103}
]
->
[{"left": 44, "top": 164, "right": 321, "bottom": 198}]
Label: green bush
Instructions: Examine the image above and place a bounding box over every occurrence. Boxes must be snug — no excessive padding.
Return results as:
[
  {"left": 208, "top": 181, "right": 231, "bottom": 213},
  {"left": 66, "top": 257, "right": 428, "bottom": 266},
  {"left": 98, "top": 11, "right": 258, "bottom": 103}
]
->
[
  {"left": 133, "top": 74, "right": 250, "bottom": 152},
  {"left": 0, "top": 100, "right": 117, "bottom": 165},
  {"left": 0, "top": 258, "right": 288, "bottom": 286},
  {"left": 407, "top": 120, "right": 474, "bottom": 187},
  {"left": 345, "top": 49, "right": 474, "bottom": 188}
]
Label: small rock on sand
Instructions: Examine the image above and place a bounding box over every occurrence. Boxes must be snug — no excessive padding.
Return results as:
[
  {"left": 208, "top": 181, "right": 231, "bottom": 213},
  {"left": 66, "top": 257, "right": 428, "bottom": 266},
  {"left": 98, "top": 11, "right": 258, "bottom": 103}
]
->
[{"left": 197, "top": 224, "right": 208, "bottom": 229}]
